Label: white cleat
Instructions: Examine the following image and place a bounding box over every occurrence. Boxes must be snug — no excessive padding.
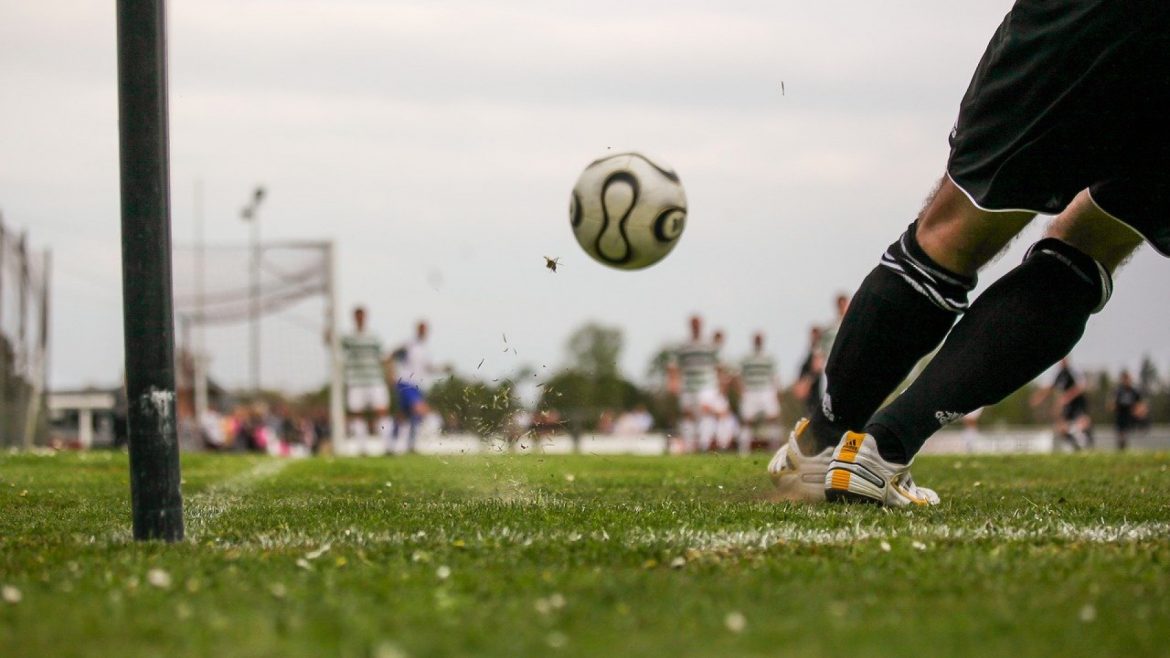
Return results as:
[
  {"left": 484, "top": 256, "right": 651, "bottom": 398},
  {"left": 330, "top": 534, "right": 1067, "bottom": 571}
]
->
[
  {"left": 768, "top": 419, "right": 835, "bottom": 502},
  {"left": 824, "top": 431, "right": 940, "bottom": 507}
]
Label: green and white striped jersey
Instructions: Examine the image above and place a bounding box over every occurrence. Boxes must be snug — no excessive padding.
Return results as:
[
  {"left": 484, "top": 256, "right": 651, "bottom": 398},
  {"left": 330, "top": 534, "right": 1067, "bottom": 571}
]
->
[
  {"left": 341, "top": 332, "right": 384, "bottom": 387},
  {"left": 676, "top": 341, "right": 719, "bottom": 393},
  {"left": 740, "top": 353, "right": 777, "bottom": 391}
]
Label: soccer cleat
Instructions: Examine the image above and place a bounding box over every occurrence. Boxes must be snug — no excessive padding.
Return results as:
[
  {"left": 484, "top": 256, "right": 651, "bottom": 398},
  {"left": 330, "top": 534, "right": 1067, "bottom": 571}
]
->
[
  {"left": 768, "top": 418, "right": 835, "bottom": 502},
  {"left": 824, "top": 431, "right": 940, "bottom": 506}
]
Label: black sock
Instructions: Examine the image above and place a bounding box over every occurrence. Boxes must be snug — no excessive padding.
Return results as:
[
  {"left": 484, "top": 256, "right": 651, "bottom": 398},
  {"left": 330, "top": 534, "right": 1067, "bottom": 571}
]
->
[
  {"left": 866, "top": 239, "right": 1111, "bottom": 463},
  {"left": 804, "top": 222, "right": 972, "bottom": 452}
]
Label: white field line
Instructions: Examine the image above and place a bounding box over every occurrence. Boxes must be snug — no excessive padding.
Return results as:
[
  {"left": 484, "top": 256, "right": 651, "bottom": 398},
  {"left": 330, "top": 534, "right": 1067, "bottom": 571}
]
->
[
  {"left": 184, "top": 459, "right": 290, "bottom": 539},
  {"left": 221, "top": 520, "right": 1170, "bottom": 553}
]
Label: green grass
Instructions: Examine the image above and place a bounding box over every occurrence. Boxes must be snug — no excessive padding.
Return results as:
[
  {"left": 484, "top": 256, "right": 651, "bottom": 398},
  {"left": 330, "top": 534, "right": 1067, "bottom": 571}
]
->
[{"left": 2, "top": 450, "right": 1170, "bottom": 657}]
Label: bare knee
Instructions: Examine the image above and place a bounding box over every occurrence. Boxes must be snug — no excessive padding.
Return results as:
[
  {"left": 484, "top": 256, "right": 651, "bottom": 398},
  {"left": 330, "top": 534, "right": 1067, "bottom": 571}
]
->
[
  {"left": 1045, "top": 191, "right": 1144, "bottom": 273},
  {"left": 914, "top": 177, "right": 1034, "bottom": 276}
]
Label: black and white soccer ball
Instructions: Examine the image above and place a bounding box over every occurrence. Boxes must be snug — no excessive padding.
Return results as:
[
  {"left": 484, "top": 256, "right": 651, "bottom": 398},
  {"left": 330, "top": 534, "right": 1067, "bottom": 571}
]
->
[{"left": 569, "top": 152, "right": 687, "bottom": 270}]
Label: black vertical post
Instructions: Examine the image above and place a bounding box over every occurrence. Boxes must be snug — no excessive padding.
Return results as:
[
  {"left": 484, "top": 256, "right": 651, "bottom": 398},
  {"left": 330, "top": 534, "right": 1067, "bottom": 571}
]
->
[{"left": 117, "top": 0, "right": 184, "bottom": 541}]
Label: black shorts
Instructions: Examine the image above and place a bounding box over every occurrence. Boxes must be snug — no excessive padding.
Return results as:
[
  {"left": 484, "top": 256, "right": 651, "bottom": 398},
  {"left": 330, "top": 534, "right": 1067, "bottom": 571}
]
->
[
  {"left": 947, "top": 0, "right": 1170, "bottom": 256},
  {"left": 1061, "top": 399, "right": 1089, "bottom": 423}
]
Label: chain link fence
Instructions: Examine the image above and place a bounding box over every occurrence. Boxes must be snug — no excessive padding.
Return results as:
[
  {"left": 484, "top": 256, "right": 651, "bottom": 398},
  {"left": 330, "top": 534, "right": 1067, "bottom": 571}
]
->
[{"left": 0, "top": 212, "right": 51, "bottom": 448}]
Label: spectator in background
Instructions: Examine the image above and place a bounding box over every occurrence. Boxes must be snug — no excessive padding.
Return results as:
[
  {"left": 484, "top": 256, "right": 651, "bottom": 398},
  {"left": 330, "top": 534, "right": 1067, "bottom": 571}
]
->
[{"left": 613, "top": 404, "right": 654, "bottom": 435}]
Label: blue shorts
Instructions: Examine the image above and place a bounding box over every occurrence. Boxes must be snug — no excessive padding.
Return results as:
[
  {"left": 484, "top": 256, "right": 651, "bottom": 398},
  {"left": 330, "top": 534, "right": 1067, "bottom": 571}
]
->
[{"left": 396, "top": 381, "right": 425, "bottom": 413}]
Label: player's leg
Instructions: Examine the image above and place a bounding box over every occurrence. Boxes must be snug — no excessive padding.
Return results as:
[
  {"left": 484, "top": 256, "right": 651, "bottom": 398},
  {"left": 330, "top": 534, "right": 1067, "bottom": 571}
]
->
[
  {"left": 1075, "top": 413, "right": 1095, "bottom": 450},
  {"left": 406, "top": 396, "right": 429, "bottom": 453},
  {"left": 759, "top": 393, "right": 783, "bottom": 452},
  {"left": 861, "top": 190, "right": 1142, "bottom": 467},
  {"left": 736, "top": 396, "right": 756, "bottom": 455},
  {"left": 346, "top": 386, "right": 371, "bottom": 443},
  {"left": 1054, "top": 415, "right": 1077, "bottom": 452},
  {"left": 677, "top": 393, "right": 697, "bottom": 453},
  {"left": 713, "top": 396, "right": 736, "bottom": 451},
  {"left": 697, "top": 412, "right": 717, "bottom": 453},
  {"left": 804, "top": 176, "right": 1034, "bottom": 453},
  {"left": 679, "top": 412, "right": 696, "bottom": 454},
  {"left": 773, "top": 179, "right": 1029, "bottom": 501},
  {"left": 718, "top": 412, "right": 739, "bottom": 453},
  {"left": 697, "top": 392, "right": 719, "bottom": 452},
  {"left": 392, "top": 381, "right": 420, "bottom": 454}
]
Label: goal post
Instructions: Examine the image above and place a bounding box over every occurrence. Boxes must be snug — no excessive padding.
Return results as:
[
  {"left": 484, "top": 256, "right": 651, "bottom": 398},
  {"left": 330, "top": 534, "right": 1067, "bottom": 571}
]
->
[
  {"left": 327, "top": 241, "right": 345, "bottom": 454},
  {"left": 117, "top": 0, "right": 184, "bottom": 542}
]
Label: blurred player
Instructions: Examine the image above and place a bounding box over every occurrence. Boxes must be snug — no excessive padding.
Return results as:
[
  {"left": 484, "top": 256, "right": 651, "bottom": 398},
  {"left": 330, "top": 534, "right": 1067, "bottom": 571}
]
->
[
  {"left": 773, "top": 1, "right": 1169, "bottom": 505},
  {"left": 667, "top": 315, "right": 720, "bottom": 453},
  {"left": 1110, "top": 370, "right": 1146, "bottom": 451},
  {"left": 391, "top": 320, "right": 434, "bottom": 454},
  {"left": 710, "top": 329, "right": 738, "bottom": 451},
  {"left": 792, "top": 326, "right": 825, "bottom": 418},
  {"left": 818, "top": 292, "right": 851, "bottom": 359},
  {"left": 341, "top": 306, "right": 390, "bottom": 449},
  {"left": 738, "top": 332, "right": 782, "bottom": 454},
  {"left": 1032, "top": 357, "right": 1094, "bottom": 451}
]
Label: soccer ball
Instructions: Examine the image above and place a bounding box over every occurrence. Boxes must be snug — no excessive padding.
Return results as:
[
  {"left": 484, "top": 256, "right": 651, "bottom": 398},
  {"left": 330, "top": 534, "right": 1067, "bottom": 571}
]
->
[{"left": 569, "top": 152, "right": 687, "bottom": 270}]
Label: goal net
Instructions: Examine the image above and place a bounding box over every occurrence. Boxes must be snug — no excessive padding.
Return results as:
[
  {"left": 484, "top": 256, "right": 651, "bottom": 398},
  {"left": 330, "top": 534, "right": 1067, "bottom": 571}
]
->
[{"left": 171, "top": 240, "right": 343, "bottom": 447}]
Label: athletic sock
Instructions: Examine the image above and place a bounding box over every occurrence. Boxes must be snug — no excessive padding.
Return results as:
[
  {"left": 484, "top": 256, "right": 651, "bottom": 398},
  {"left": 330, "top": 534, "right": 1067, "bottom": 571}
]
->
[
  {"left": 866, "top": 238, "right": 1112, "bottom": 463},
  {"left": 803, "top": 222, "right": 972, "bottom": 453}
]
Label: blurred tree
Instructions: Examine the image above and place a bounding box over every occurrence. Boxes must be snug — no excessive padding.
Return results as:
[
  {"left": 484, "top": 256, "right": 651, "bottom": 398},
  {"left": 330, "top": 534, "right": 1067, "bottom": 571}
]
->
[
  {"left": 977, "top": 383, "right": 1043, "bottom": 427},
  {"left": 645, "top": 345, "right": 675, "bottom": 382},
  {"left": 567, "top": 323, "right": 623, "bottom": 378},
  {"left": 539, "top": 322, "right": 649, "bottom": 433},
  {"left": 1139, "top": 355, "right": 1161, "bottom": 394},
  {"left": 428, "top": 374, "right": 518, "bottom": 438}
]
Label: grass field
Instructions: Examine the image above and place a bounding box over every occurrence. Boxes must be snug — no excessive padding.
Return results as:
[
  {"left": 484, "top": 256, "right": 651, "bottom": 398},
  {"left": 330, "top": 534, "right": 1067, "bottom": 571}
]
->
[{"left": 3, "top": 450, "right": 1170, "bottom": 657}]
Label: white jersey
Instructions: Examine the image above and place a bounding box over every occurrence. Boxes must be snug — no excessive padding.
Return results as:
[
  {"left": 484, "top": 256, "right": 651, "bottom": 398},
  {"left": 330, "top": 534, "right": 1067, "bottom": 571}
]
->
[
  {"left": 740, "top": 353, "right": 778, "bottom": 392},
  {"left": 341, "top": 331, "right": 384, "bottom": 387},
  {"left": 676, "top": 340, "right": 719, "bottom": 394},
  {"left": 398, "top": 339, "right": 433, "bottom": 389}
]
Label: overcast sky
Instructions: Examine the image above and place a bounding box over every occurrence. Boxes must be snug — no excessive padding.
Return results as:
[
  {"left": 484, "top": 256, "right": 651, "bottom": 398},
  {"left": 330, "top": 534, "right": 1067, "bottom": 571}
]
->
[{"left": 1, "top": 0, "right": 1166, "bottom": 394}]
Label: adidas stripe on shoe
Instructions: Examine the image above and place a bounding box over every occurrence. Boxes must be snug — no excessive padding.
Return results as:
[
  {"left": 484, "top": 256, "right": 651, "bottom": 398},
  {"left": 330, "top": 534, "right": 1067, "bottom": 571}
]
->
[{"left": 823, "top": 431, "right": 940, "bottom": 506}]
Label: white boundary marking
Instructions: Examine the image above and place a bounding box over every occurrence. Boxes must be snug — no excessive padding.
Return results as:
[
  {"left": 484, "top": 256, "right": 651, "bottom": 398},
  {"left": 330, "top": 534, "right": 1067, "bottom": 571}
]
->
[
  {"left": 185, "top": 459, "right": 290, "bottom": 539},
  {"left": 224, "top": 520, "right": 1170, "bottom": 552}
]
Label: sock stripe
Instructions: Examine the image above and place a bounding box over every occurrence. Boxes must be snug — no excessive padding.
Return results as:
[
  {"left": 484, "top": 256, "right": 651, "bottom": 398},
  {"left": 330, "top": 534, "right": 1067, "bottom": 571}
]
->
[
  {"left": 881, "top": 254, "right": 968, "bottom": 313},
  {"left": 899, "top": 233, "right": 969, "bottom": 288},
  {"left": 1027, "top": 240, "right": 1114, "bottom": 313},
  {"left": 878, "top": 224, "right": 977, "bottom": 315}
]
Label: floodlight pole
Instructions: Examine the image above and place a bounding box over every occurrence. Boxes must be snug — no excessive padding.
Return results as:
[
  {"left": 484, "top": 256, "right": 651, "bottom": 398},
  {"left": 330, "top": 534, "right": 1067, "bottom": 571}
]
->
[
  {"left": 117, "top": 0, "right": 184, "bottom": 541},
  {"left": 193, "top": 180, "right": 209, "bottom": 422},
  {"left": 241, "top": 186, "right": 265, "bottom": 395}
]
